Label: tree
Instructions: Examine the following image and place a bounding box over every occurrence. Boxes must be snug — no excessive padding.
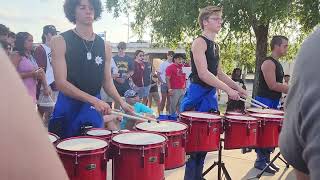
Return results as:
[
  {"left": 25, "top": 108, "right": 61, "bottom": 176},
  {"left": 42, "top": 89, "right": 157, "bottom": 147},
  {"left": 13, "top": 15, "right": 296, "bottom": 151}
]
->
[{"left": 106, "top": 0, "right": 319, "bottom": 95}]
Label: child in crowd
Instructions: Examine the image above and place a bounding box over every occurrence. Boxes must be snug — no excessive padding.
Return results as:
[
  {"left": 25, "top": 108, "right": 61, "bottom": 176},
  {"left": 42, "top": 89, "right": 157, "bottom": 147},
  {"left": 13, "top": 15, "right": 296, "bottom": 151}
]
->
[{"left": 120, "top": 89, "right": 155, "bottom": 130}]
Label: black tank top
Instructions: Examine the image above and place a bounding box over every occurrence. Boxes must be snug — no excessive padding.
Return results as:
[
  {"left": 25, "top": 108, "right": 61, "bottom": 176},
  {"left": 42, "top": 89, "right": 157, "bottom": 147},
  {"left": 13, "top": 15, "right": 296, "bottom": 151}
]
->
[
  {"left": 190, "top": 36, "right": 219, "bottom": 87},
  {"left": 61, "top": 30, "right": 105, "bottom": 96},
  {"left": 257, "top": 57, "right": 284, "bottom": 100}
]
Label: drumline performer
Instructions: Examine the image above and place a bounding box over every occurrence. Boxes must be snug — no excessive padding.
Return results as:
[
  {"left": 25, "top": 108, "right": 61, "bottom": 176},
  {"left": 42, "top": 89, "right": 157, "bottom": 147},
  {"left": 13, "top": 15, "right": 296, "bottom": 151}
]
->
[
  {"left": 49, "top": 0, "right": 133, "bottom": 138},
  {"left": 254, "top": 36, "right": 289, "bottom": 173},
  {"left": 180, "top": 6, "right": 247, "bottom": 180}
]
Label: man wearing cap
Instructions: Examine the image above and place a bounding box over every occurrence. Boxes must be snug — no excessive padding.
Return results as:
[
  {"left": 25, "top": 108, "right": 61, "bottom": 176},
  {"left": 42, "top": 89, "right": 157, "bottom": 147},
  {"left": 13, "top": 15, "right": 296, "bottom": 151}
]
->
[
  {"left": 34, "top": 25, "right": 59, "bottom": 126},
  {"left": 113, "top": 42, "right": 134, "bottom": 100}
]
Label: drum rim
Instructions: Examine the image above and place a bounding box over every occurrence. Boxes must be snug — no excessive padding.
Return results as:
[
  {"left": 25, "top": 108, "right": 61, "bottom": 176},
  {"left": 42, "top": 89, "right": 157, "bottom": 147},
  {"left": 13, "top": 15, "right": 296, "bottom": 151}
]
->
[
  {"left": 135, "top": 121, "right": 188, "bottom": 133},
  {"left": 180, "top": 111, "right": 222, "bottom": 120},
  {"left": 246, "top": 108, "right": 284, "bottom": 115},
  {"left": 249, "top": 113, "right": 284, "bottom": 119},
  {"left": 225, "top": 115, "right": 258, "bottom": 121},
  {"left": 86, "top": 128, "right": 112, "bottom": 136},
  {"left": 56, "top": 136, "right": 108, "bottom": 152},
  {"left": 111, "top": 131, "right": 167, "bottom": 146}
]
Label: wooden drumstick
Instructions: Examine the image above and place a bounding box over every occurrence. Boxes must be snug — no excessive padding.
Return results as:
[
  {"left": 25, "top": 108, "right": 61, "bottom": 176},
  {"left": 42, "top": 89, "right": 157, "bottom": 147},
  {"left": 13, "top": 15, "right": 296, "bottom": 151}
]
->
[
  {"left": 111, "top": 111, "right": 159, "bottom": 123},
  {"left": 113, "top": 109, "right": 159, "bottom": 123},
  {"left": 239, "top": 98, "right": 263, "bottom": 109},
  {"left": 246, "top": 96, "right": 269, "bottom": 109}
]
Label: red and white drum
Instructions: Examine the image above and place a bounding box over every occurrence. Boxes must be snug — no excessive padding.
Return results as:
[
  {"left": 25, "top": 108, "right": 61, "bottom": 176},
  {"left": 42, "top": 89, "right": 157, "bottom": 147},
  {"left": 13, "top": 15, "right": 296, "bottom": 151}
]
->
[
  {"left": 56, "top": 137, "right": 108, "bottom": 180},
  {"left": 48, "top": 133, "right": 59, "bottom": 144},
  {"left": 224, "top": 116, "right": 259, "bottom": 149},
  {"left": 111, "top": 132, "right": 167, "bottom": 180},
  {"left": 179, "top": 111, "right": 222, "bottom": 153},
  {"left": 249, "top": 113, "right": 284, "bottom": 148},
  {"left": 247, "top": 108, "right": 284, "bottom": 115},
  {"left": 136, "top": 121, "right": 187, "bottom": 169}
]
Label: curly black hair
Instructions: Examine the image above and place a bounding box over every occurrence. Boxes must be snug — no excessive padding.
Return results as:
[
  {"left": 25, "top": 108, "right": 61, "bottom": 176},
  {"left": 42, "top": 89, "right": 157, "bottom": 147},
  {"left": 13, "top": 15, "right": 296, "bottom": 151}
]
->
[
  {"left": 63, "top": 0, "right": 103, "bottom": 24},
  {"left": 14, "top": 32, "right": 31, "bottom": 56}
]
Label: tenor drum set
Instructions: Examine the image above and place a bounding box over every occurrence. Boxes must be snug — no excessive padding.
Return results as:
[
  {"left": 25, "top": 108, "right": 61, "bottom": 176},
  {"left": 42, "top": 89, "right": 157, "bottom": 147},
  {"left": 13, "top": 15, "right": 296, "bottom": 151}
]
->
[{"left": 48, "top": 107, "right": 287, "bottom": 180}]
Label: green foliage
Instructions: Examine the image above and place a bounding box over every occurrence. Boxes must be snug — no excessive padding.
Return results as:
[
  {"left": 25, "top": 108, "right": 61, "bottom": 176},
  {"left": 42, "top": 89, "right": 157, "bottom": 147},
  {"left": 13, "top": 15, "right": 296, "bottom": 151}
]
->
[{"left": 105, "top": 0, "right": 319, "bottom": 75}]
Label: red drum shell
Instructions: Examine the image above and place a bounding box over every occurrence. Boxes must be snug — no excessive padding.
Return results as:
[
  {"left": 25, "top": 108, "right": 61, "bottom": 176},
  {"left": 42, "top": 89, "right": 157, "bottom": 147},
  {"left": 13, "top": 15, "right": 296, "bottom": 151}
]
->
[
  {"left": 249, "top": 113, "right": 284, "bottom": 148},
  {"left": 179, "top": 111, "right": 222, "bottom": 153},
  {"left": 111, "top": 132, "right": 167, "bottom": 180},
  {"left": 56, "top": 136, "right": 109, "bottom": 180},
  {"left": 136, "top": 121, "right": 188, "bottom": 170},
  {"left": 224, "top": 116, "right": 259, "bottom": 149}
]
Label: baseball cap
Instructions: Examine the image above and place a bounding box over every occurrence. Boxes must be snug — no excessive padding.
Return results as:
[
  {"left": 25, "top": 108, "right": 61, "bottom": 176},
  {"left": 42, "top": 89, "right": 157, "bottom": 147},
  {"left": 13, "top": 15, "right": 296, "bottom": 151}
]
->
[
  {"left": 124, "top": 90, "right": 138, "bottom": 98},
  {"left": 43, "top": 25, "right": 58, "bottom": 35}
]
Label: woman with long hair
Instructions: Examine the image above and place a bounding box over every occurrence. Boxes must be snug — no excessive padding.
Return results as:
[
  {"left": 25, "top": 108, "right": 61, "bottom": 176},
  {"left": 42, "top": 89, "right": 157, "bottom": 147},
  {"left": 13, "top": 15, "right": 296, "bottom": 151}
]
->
[{"left": 11, "top": 32, "right": 51, "bottom": 103}]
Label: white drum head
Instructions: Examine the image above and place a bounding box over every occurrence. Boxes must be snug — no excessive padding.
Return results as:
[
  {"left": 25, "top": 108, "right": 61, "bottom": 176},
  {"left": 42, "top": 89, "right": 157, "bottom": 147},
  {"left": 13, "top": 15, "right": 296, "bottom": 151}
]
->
[
  {"left": 180, "top": 111, "right": 221, "bottom": 119},
  {"left": 226, "top": 115, "right": 257, "bottom": 121},
  {"left": 112, "top": 132, "right": 166, "bottom": 145},
  {"left": 136, "top": 121, "right": 187, "bottom": 133},
  {"left": 48, "top": 134, "right": 58, "bottom": 143},
  {"left": 57, "top": 137, "right": 108, "bottom": 151},
  {"left": 86, "top": 129, "right": 111, "bottom": 136},
  {"left": 247, "top": 108, "right": 284, "bottom": 115},
  {"left": 250, "top": 113, "right": 284, "bottom": 119},
  {"left": 225, "top": 112, "right": 244, "bottom": 115}
]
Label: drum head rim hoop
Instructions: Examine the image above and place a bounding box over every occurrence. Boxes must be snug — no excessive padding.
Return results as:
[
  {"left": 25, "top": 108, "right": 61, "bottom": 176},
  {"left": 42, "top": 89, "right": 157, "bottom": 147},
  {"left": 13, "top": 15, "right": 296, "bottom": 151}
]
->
[
  {"left": 112, "top": 132, "right": 167, "bottom": 147},
  {"left": 180, "top": 111, "right": 222, "bottom": 121},
  {"left": 136, "top": 121, "right": 187, "bottom": 133},
  {"left": 56, "top": 136, "right": 108, "bottom": 152}
]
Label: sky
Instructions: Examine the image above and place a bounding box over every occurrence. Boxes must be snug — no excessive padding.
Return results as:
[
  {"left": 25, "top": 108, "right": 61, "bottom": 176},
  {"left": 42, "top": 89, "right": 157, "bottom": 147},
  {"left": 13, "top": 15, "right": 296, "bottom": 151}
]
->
[{"left": 0, "top": 0, "right": 150, "bottom": 43}]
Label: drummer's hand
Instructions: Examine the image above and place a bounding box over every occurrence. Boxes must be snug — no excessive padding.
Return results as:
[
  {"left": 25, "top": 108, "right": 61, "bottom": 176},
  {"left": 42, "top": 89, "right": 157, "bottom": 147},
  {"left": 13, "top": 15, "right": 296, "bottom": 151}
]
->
[
  {"left": 120, "top": 101, "right": 135, "bottom": 114},
  {"left": 226, "top": 88, "right": 240, "bottom": 100},
  {"left": 91, "top": 98, "right": 112, "bottom": 115}
]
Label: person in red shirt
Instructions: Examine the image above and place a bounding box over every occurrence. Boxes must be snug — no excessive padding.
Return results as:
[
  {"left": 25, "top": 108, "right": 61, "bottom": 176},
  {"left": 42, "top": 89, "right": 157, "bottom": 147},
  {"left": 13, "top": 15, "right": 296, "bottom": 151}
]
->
[{"left": 166, "top": 53, "right": 186, "bottom": 114}]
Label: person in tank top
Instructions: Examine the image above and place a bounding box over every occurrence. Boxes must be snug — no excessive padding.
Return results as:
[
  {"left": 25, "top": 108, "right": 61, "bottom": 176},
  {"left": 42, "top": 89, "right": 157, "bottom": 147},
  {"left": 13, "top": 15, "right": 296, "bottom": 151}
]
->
[
  {"left": 48, "top": 0, "right": 134, "bottom": 139},
  {"left": 180, "top": 6, "right": 247, "bottom": 180},
  {"left": 254, "top": 36, "right": 289, "bottom": 174}
]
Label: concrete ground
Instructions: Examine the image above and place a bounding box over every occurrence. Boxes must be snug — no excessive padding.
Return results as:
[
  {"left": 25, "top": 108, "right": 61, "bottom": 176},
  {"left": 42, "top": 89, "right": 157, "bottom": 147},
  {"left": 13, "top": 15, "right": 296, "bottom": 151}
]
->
[{"left": 106, "top": 148, "right": 295, "bottom": 180}]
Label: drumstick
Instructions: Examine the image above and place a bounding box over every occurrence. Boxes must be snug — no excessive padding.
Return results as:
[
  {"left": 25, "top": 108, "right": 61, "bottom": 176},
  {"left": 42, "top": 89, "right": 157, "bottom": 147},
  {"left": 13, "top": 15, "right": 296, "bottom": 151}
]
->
[
  {"left": 113, "top": 109, "right": 159, "bottom": 122},
  {"left": 111, "top": 111, "right": 159, "bottom": 123},
  {"left": 246, "top": 96, "right": 269, "bottom": 108},
  {"left": 239, "top": 98, "right": 263, "bottom": 109}
]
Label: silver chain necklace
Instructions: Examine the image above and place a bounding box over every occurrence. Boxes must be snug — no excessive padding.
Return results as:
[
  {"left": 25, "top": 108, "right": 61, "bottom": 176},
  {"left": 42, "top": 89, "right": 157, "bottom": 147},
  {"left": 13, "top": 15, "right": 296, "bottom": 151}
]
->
[{"left": 74, "top": 28, "right": 95, "bottom": 60}]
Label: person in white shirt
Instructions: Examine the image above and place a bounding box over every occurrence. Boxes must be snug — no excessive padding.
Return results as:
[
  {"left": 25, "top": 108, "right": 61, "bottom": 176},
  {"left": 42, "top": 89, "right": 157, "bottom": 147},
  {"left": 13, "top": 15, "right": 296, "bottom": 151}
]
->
[{"left": 158, "top": 51, "right": 174, "bottom": 113}]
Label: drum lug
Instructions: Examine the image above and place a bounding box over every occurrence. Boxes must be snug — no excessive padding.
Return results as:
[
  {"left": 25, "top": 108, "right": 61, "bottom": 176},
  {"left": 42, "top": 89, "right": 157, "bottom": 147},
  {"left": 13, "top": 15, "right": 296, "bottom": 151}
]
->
[
  {"left": 74, "top": 153, "right": 79, "bottom": 177},
  {"left": 246, "top": 121, "right": 251, "bottom": 136},
  {"left": 160, "top": 146, "right": 165, "bottom": 164},
  {"left": 141, "top": 147, "right": 145, "bottom": 168},
  {"left": 165, "top": 144, "right": 169, "bottom": 157},
  {"left": 207, "top": 122, "right": 211, "bottom": 136}
]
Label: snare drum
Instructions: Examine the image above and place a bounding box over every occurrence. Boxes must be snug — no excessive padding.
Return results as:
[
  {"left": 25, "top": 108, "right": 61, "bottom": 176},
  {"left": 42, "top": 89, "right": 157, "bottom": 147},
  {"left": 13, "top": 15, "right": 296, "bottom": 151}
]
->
[
  {"left": 136, "top": 121, "right": 187, "bottom": 169},
  {"left": 179, "top": 111, "right": 222, "bottom": 153},
  {"left": 224, "top": 116, "right": 259, "bottom": 149},
  {"left": 247, "top": 108, "right": 284, "bottom": 115},
  {"left": 111, "top": 132, "right": 167, "bottom": 180},
  {"left": 249, "top": 113, "right": 284, "bottom": 148},
  {"left": 48, "top": 133, "right": 59, "bottom": 144},
  {"left": 56, "top": 137, "right": 108, "bottom": 180}
]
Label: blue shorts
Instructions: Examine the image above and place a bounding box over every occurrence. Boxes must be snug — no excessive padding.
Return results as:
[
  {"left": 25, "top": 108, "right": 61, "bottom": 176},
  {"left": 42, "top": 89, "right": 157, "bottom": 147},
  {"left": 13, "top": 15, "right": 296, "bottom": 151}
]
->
[{"left": 48, "top": 93, "right": 104, "bottom": 138}]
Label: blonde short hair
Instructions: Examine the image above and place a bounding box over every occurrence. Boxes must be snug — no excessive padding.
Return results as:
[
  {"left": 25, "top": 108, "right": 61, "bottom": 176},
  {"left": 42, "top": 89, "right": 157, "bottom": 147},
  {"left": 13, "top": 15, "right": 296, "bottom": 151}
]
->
[{"left": 198, "top": 6, "right": 222, "bottom": 30}]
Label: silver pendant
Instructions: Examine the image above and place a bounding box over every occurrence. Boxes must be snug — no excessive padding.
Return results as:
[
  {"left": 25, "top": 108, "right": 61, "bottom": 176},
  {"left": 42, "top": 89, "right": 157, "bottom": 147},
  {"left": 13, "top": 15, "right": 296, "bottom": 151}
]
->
[{"left": 87, "top": 52, "right": 92, "bottom": 60}]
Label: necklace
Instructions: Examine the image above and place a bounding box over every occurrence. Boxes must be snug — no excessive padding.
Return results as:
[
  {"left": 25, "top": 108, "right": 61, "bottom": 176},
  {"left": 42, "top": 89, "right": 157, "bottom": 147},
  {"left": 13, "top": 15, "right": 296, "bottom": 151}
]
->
[{"left": 74, "top": 28, "right": 95, "bottom": 60}]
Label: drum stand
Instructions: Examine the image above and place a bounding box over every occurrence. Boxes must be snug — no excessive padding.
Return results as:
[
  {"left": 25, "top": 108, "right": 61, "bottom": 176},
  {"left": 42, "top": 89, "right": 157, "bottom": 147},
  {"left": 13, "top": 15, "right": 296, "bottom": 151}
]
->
[
  {"left": 248, "top": 152, "right": 290, "bottom": 179},
  {"left": 202, "top": 138, "right": 231, "bottom": 180}
]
